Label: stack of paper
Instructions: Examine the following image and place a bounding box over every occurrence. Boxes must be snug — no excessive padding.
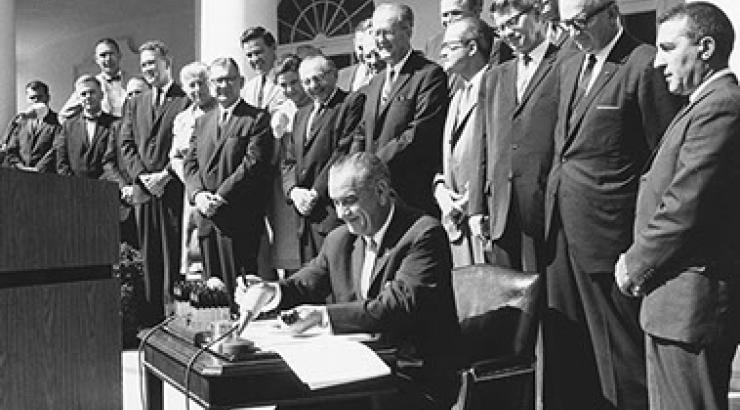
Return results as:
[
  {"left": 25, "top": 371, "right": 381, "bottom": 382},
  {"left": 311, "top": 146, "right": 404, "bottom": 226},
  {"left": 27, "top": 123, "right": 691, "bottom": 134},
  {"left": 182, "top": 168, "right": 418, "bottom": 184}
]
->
[{"left": 271, "top": 338, "right": 391, "bottom": 389}]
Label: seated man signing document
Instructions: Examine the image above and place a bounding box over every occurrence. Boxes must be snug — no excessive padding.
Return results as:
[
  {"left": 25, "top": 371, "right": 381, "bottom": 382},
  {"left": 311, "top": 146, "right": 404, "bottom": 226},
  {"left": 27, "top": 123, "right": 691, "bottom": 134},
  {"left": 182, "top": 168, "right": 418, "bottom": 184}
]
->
[{"left": 236, "top": 152, "right": 461, "bottom": 408}]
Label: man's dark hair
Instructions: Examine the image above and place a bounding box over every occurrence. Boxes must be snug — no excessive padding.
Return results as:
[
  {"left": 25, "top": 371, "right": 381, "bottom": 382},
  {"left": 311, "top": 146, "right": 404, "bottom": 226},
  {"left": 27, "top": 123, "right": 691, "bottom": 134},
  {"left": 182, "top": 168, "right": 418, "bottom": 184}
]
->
[
  {"left": 95, "top": 38, "right": 121, "bottom": 54},
  {"left": 659, "top": 1, "right": 735, "bottom": 65},
  {"left": 26, "top": 80, "right": 49, "bottom": 96},
  {"left": 139, "top": 40, "right": 170, "bottom": 60},
  {"left": 274, "top": 53, "right": 302, "bottom": 78},
  {"left": 452, "top": 17, "right": 493, "bottom": 59},
  {"left": 490, "top": 0, "right": 540, "bottom": 15},
  {"left": 240, "top": 26, "right": 276, "bottom": 48},
  {"left": 330, "top": 152, "right": 392, "bottom": 189}
]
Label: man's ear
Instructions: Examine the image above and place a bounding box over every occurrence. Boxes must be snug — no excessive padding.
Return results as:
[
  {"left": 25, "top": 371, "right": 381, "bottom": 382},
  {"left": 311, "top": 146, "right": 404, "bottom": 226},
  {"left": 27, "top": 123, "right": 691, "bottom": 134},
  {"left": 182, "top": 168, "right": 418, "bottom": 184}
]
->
[
  {"left": 467, "top": 40, "right": 479, "bottom": 57},
  {"left": 698, "top": 36, "right": 716, "bottom": 61}
]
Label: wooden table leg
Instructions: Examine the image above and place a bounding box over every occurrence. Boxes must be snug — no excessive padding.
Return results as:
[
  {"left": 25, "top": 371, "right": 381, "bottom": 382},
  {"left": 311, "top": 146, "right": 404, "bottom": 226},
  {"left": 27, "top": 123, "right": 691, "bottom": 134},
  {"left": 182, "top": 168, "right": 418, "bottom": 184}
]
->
[{"left": 145, "top": 366, "right": 164, "bottom": 410}]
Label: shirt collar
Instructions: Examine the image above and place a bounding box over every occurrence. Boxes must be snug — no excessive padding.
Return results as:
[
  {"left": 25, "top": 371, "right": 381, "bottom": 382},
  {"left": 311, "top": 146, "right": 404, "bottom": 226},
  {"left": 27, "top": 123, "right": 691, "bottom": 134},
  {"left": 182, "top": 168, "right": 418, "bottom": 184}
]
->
[
  {"left": 388, "top": 49, "right": 413, "bottom": 78},
  {"left": 365, "top": 204, "right": 395, "bottom": 249},
  {"left": 316, "top": 87, "right": 338, "bottom": 109},
  {"left": 465, "top": 64, "right": 487, "bottom": 98},
  {"left": 99, "top": 71, "right": 122, "bottom": 82},
  {"left": 689, "top": 68, "right": 734, "bottom": 103},
  {"left": 158, "top": 80, "right": 174, "bottom": 96},
  {"left": 220, "top": 98, "right": 242, "bottom": 119},
  {"left": 84, "top": 110, "right": 102, "bottom": 120},
  {"left": 525, "top": 39, "right": 549, "bottom": 68}
]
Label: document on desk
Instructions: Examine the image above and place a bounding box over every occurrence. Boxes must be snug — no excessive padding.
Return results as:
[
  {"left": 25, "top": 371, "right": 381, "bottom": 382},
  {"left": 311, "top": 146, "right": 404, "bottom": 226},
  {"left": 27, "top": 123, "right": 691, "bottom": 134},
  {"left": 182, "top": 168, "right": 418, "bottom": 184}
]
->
[{"left": 243, "top": 320, "right": 391, "bottom": 389}]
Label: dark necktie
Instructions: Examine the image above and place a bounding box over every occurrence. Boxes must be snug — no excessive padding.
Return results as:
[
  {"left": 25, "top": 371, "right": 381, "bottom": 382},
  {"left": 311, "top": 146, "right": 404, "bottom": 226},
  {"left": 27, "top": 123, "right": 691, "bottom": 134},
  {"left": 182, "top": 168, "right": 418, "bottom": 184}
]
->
[
  {"left": 573, "top": 54, "right": 597, "bottom": 108},
  {"left": 257, "top": 75, "right": 266, "bottom": 108},
  {"left": 517, "top": 53, "right": 533, "bottom": 102}
]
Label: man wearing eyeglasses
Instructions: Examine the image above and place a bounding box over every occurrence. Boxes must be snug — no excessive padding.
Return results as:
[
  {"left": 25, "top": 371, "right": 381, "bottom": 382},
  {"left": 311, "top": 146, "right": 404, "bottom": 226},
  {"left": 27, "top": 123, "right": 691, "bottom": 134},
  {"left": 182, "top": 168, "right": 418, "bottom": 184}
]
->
[
  {"left": 469, "top": 0, "right": 574, "bottom": 278},
  {"left": 543, "top": 1, "right": 681, "bottom": 409},
  {"left": 183, "top": 57, "right": 274, "bottom": 301},
  {"left": 433, "top": 17, "right": 491, "bottom": 267}
]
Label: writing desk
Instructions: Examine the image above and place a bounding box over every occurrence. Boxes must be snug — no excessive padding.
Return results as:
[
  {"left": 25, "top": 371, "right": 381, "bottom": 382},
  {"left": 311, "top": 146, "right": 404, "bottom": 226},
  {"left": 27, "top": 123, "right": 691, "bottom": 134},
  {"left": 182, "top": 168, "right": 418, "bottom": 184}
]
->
[{"left": 140, "top": 322, "right": 400, "bottom": 409}]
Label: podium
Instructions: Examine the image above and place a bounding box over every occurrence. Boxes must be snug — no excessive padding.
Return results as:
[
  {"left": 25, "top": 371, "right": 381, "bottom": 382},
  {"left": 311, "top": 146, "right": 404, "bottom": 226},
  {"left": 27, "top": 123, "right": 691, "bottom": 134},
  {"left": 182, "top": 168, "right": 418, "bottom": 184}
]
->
[{"left": 0, "top": 169, "right": 121, "bottom": 409}]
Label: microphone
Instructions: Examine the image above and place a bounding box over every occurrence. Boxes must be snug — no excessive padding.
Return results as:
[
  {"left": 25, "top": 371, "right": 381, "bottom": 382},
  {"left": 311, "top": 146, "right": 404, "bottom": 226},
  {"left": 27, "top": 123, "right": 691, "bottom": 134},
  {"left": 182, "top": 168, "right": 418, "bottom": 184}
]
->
[{"left": 235, "top": 282, "right": 276, "bottom": 335}]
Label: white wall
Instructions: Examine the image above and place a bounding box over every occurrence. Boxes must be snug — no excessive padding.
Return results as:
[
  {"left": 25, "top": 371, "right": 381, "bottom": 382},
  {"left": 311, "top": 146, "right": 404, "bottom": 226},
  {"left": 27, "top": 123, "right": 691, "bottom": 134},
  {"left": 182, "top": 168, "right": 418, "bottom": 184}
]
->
[{"left": 16, "top": 7, "right": 195, "bottom": 113}]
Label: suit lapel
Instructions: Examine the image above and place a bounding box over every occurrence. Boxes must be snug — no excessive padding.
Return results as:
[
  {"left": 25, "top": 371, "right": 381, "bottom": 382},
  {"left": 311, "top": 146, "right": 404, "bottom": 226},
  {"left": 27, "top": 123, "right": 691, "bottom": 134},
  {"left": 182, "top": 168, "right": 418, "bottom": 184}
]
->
[
  {"left": 369, "top": 207, "right": 407, "bottom": 290},
  {"left": 378, "top": 55, "right": 414, "bottom": 117},
  {"left": 204, "top": 109, "right": 225, "bottom": 171},
  {"left": 365, "top": 74, "right": 383, "bottom": 142},
  {"left": 516, "top": 44, "right": 558, "bottom": 115},
  {"left": 293, "top": 108, "right": 309, "bottom": 166}
]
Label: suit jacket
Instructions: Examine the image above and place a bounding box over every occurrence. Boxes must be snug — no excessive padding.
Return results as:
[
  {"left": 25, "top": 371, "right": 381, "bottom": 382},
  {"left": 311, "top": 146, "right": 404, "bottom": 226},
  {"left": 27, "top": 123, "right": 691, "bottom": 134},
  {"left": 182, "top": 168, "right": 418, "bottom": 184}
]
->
[
  {"left": 183, "top": 99, "right": 273, "bottom": 238},
  {"left": 282, "top": 89, "right": 365, "bottom": 235},
  {"left": 243, "top": 73, "right": 285, "bottom": 113},
  {"left": 352, "top": 51, "right": 449, "bottom": 215},
  {"left": 470, "top": 43, "right": 571, "bottom": 242},
  {"left": 4, "top": 110, "right": 61, "bottom": 172},
  {"left": 56, "top": 112, "right": 120, "bottom": 179},
  {"left": 278, "top": 202, "right": 461, "bottom": 400},
  {"left": 120, "top": 83, "right": 190, "bottom": 203},
  {"left": 337, "top": 63, "right": 371, "bottom": 93},
  {"left": 545, "top": 33, "right": 681, "bottom": 273},
  {"left": 624, "top": 74, "right": 740, "bottom": 345}
]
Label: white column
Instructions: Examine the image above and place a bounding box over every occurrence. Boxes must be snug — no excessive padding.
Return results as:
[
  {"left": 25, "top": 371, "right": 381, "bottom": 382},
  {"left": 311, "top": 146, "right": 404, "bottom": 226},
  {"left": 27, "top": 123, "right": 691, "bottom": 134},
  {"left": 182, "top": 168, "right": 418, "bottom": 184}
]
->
[
  {"left": 197, "top": 0, "right": 278, "bottom": 79},
  {"left": 0, "top": 0, "right": 16, "bottom": 127}
]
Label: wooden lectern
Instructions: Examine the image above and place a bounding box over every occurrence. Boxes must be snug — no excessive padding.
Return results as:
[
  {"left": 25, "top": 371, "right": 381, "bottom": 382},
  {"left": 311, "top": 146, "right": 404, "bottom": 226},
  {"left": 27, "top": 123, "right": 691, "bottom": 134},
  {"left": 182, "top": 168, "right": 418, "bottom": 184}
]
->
[{"left": 0, "top": 169, "right": 121, "bottom": 409}]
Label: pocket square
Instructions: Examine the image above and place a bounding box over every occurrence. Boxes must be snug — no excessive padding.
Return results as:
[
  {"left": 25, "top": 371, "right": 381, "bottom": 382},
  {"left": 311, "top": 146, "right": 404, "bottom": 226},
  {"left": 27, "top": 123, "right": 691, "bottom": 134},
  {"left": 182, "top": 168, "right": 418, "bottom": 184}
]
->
[{"left": 596, "top": 105, "right": 620, "bottom": 110}]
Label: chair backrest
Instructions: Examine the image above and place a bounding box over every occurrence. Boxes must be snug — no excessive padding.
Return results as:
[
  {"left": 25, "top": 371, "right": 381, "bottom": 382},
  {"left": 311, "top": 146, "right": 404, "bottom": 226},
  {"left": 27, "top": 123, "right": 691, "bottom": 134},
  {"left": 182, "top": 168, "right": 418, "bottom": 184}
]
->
[{"left": 452, "top": 264, "right": 542, "bottom": 366}]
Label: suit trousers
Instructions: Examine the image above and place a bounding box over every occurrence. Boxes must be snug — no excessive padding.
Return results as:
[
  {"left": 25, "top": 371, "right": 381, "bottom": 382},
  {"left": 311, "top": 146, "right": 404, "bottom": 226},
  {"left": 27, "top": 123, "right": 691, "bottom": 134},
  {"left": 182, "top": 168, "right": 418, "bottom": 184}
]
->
[
  {"left": 199, "top": 225, "right": 261, "bottom": 306},
  {"left": 646, "top": 334, "right": 737, "bottom": 410},
  {"left": 134, "top": 185, "right": 183, "bottom": 326},
  {"left": 489, "top": 190, "right": 545, "bottom": 273},
  {"left": 544, "top": 216, "right": 647, "bottom": 410}
]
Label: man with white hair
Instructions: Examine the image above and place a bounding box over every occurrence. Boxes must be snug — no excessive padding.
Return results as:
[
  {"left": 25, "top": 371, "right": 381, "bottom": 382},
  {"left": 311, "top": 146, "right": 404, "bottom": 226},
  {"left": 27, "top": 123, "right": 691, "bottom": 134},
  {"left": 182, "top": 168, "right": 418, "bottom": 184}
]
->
[
  {"left": 352, "top": 3, "right": 449, "bottom": 217},
  {"left": 282, "top": 54, "right": 364, "bottom": 263}
]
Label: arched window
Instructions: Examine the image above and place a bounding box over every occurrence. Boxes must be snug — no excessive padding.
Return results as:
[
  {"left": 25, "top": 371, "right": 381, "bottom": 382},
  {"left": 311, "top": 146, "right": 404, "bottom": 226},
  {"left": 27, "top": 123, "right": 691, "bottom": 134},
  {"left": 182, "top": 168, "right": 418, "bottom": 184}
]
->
[{"left": 277, "top": 0, "right": 374, "bottom": 68}]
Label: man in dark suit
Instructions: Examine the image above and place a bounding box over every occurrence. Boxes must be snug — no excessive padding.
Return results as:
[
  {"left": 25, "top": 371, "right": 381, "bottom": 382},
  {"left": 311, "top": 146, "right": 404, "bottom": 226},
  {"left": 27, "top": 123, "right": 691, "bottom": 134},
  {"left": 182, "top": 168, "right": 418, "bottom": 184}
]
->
[
  {"left": 120, "top": 40, "right": 190, "bottom": 325},
  {"left": 2, "top": 81, "right": 60, "bottom": 172},
  {"left": 543, "top": 0, "right": 683, "bottom": 409},
  {"left": 238, "top": 152, "right": 461, "bottom": 408},
  {"left": 615, "top": 4, "right": 740, "bottom": 409},
  {"left": 56, "top": 75, "right": 119, "bottom": 179},
  {"left": 469, "top": 0, "right": 573, "bottom": 273},
  {"left": 282, "top": 55, "right": 364, "bottom": 263},
  {"left": 352, "top": 3, "right": 449, "bottom": 216},
  {"left": 184, "top": 57, "right": 273, "bottom": 300}
]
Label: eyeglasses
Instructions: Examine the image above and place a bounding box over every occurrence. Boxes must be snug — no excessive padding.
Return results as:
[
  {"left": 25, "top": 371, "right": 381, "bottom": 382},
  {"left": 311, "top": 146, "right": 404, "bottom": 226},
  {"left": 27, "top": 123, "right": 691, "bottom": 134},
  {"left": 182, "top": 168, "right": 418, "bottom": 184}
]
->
[
  {"left": 492, "top": 6, "right": 534, "bottom": 35},
  {"left": 440, "top": 39, "right": 472, "bottom": 52},
  {"left": 559, "top": 0, "right": 614, "bottom": 32},
  {"left": 210, "top": 76, "right": 240, "bottom": 85}
]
